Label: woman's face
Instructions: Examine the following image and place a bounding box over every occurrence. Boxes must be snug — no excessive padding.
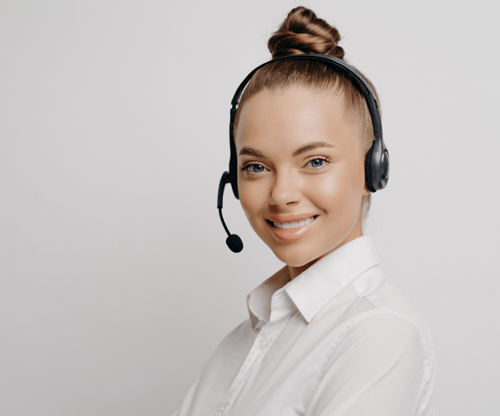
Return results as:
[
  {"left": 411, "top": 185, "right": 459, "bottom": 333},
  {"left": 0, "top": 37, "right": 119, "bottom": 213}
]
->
[{"left": 235, "top": 86, "right": 370, "bottom": 274}]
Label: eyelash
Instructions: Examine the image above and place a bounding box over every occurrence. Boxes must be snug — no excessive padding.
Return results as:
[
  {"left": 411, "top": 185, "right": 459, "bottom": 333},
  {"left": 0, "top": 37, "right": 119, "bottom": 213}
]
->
[{"left": 241, "top": 157, "right": 331, "bottom": 174}]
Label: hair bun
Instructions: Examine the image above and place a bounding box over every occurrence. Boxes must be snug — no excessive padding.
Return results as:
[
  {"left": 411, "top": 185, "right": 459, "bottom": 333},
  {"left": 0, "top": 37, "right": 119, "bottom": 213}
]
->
[{"left": 268, "top": 6, "right": 344, "bottom": 60}]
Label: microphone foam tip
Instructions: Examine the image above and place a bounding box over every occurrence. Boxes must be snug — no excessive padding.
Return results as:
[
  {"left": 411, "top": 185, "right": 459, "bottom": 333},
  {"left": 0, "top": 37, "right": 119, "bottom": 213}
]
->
[{"left": 226, "top": 234, "right": 243, "bottom": 253}]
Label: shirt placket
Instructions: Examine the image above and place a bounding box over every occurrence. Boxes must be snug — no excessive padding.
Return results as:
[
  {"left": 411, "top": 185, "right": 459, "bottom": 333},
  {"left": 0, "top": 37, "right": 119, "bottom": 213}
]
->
[{"left": 215, "top": 290, "right": 292, "bottom": 416}]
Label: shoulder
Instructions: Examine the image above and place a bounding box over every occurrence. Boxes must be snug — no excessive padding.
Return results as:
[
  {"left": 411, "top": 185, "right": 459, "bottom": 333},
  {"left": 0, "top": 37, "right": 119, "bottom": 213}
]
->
[
  {"left": 339, "top": 310, "right": 428, "bottom": 357},
  {"left": 310, "top": 311, "right": 437, "bottom": 415},
  {"left": 327, "top": 265, "right": 438, "bottom": 390},
  {"left": 349, "top": 266, "right": 436, "bottom": 356},
  {"left": 322, "top": 311, "right": 433, "bottom": 388}
]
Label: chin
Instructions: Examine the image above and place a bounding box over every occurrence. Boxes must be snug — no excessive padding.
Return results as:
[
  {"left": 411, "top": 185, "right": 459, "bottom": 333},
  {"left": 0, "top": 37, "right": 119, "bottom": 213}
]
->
[{"left": 268, "top": 244, "right": 319, "bottom": 268}]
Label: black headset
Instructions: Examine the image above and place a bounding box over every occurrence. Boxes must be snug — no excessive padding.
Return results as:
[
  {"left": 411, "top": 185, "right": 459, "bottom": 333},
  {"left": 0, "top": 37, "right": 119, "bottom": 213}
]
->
[{"left": 217, "top": 54, "right": 390, "bottom": 253}]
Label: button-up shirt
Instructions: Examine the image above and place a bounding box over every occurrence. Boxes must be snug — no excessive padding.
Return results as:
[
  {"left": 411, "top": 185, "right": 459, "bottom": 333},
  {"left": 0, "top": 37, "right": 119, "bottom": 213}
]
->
[{"left": 172, "top": 236, "right": 436, "bottom": 416}]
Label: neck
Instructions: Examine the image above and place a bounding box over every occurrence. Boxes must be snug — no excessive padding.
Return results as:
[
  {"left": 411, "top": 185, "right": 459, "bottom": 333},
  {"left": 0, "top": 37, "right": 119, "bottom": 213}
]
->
[
  {"left": 288, "top": 261, "right": 317, "bottom": 281},
  {"left": 288, "top": 227, "right": 364, "bottom": 280}
]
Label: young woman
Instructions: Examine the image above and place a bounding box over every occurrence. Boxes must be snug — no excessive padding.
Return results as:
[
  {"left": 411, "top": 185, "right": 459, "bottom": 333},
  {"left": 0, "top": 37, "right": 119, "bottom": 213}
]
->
[{"left": 173, "top": 6, "right": 436, "bottom": 416}]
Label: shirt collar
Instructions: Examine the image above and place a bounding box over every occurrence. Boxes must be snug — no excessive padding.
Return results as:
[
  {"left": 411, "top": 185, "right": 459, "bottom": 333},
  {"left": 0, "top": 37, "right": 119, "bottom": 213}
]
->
[
  {"left": 246, "top": 264, "right": 291, "bottom": 330},
  {"left": 246, "top": 236, "right": 381, "bottom": 329}
]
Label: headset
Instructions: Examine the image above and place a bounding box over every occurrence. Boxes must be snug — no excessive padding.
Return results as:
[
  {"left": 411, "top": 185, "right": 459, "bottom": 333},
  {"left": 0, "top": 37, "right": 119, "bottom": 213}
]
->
[{"left": 217, "top": 54, "right": 390, "bottom": 253}]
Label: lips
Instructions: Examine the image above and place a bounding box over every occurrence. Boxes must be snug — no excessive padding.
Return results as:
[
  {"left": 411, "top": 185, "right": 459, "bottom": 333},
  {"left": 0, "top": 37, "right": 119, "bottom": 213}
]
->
[
  {"left": 268, "top": 213, "right": 318, "bottom": 224},
  {"left": 273, "top": 216, "right": 315, "bottom": 229},
  {"left": 266, "top": 214, "right": 318, "bottom": 242}
]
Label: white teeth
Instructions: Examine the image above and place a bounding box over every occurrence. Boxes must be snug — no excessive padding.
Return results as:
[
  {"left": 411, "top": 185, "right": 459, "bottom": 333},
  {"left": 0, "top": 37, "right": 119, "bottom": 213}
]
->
[{"left": 273, "top": 216, "right": 315, "bottom": 229}]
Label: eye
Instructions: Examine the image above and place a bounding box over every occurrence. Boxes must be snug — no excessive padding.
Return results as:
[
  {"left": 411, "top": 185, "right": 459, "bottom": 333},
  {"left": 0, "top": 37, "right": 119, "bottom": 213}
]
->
[
  {"left": 242, "top": 163, "right": 266, "bottom": 174},
  {"left": 306, "top": 158, "right": 329, "bottom": 169}
]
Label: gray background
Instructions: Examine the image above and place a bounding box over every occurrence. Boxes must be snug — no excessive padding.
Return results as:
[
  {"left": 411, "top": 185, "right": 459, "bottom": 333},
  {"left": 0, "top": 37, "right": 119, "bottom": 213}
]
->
[{"left": 1, "top": 0, "right": 498, "bottom": 415}]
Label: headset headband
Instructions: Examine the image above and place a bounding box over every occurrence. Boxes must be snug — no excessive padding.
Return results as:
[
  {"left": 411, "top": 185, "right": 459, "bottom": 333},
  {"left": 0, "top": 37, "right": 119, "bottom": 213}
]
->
[
  {"left": 230, "top": 54, "right": 382, "bottom": 141},
  {"left": 228, "top": 53, "right": 388, "bottom": 198}
]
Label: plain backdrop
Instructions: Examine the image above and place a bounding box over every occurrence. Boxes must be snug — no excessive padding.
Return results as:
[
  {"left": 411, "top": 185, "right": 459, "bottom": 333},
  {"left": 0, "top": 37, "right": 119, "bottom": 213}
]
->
[{"left": 1, "top": 0, "right": 499, "bottom": 415}]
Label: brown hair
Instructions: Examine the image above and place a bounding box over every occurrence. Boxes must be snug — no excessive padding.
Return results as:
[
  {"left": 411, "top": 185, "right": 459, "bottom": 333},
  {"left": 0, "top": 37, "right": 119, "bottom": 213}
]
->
[{"left": 233, "top": 6, "right": 381, "bottom": 223}]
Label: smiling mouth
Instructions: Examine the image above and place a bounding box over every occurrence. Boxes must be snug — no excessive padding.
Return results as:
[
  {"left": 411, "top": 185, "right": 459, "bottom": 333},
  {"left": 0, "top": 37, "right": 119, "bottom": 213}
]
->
[
  {"left": 266, "top": 215, "right": 318, "bottom": 242},
  {"left": 266, "top": 215, "right": 318, "bottom": 229}
]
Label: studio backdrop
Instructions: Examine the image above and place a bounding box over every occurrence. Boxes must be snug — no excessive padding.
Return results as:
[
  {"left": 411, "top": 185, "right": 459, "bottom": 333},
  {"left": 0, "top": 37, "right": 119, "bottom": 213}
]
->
[{"left": 0, "top": 0, "right": 499, "bottom": 415}]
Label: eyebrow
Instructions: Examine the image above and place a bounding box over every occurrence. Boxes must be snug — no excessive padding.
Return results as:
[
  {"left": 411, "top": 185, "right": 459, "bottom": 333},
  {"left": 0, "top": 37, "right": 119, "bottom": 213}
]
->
[
  {"left": 238, "top": 141, "right": 334, "bottom": 159},
  {"left": 292, "top": 141, "right": 334, "bottom": 157}
]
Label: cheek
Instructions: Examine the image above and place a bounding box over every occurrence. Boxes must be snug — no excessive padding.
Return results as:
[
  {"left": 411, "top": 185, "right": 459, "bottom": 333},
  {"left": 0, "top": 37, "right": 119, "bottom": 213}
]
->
[
  {"left": 238, "top": 181, "right": 262, "bottom": 218},
  {"left": 305, "top": 172, "right": 347, "bottom": 204},
  {"left": 238, "top": 182, "right": 270, "bottom": 239},
  {"left": 239, "top": 193, "right": 253, "bottom": 217},
  {"left": 305, "top": 166, "right": 364, "bottom": 210}
]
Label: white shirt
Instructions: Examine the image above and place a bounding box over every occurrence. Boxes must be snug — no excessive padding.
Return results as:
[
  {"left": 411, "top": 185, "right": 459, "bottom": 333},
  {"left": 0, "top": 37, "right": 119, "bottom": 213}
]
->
[{"left": 172, "top": 236, "right": 436, "bottom": 416}]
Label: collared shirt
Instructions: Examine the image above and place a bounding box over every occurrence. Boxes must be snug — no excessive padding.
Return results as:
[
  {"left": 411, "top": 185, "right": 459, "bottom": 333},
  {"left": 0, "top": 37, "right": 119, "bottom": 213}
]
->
[{"left": 172, "top": 236, "right": 437, "bottom": 416}]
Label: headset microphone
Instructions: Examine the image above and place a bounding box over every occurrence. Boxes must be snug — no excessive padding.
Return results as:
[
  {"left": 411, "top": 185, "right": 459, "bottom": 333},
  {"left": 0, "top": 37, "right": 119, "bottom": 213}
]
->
[
  {"left": 217, "top": 172, "right": 244, "bottom": 253},
  {"left": 218, "top": 54, "right": 390, "bottom": 253}
]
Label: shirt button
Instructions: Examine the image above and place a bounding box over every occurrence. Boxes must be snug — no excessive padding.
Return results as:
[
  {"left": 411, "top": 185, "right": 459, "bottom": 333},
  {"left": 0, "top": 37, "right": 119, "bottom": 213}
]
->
[
  {"left": 259, "top": 338, "right": 269, "bottom": 349},
  {"left": 217, "top": 411, "right": 223, "bottom": 416}
]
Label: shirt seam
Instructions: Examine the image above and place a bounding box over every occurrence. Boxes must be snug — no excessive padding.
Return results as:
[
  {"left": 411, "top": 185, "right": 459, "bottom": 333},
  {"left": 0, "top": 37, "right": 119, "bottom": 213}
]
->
[{"left": 304, "top": 309, "right": 431, "bottom": 415}]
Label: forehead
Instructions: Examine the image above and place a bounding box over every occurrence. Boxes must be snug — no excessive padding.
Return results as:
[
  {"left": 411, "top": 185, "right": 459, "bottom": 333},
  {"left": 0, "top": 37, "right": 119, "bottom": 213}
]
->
[{"left": 235, "top": 86, "right": 361, "bottom": 153}]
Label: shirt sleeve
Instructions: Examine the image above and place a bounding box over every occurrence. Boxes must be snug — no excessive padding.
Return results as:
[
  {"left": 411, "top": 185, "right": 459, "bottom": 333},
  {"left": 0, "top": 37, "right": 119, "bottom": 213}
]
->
[
  {"left": 305, "top": 312, "right": 430, "bottom": 416},
  {"left": 171, "top": 372, "right": 202, "bottom": 416}
]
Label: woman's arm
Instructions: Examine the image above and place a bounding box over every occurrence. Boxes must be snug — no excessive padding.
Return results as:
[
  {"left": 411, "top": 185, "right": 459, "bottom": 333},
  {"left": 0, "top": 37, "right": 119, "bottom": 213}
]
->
[{"left": 171, "top": 372, "right": 202, "bottom": 416}]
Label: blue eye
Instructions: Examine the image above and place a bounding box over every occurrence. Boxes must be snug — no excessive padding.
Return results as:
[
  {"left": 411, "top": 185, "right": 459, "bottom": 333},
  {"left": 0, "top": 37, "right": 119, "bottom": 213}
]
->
[
  {"left": 307, "top": 158, "right": 327, "bottom": 168},
  {"left": 243, "top": 164, "right": 265, "bottom": 173}
]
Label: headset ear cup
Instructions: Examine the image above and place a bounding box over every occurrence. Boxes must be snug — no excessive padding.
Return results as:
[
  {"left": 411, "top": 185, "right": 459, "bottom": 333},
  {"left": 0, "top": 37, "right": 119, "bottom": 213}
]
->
[
  {"left": 365, "top": 140, "right": 376, "bottom": 193},
  {"left": 229, "top": 153, "right": 239, "bottom": 199},
  {"left": 380, "top": 148, "right": 389, "bottom": 188},
  {"left": 227, "top": 54, "right": 388, "bottom": 199},
  {"left": 365, "top": 138, "right": 390, "bottom": 193},
  {"left": 229, "top": 108, "right": 240, "bottom": 200},
  {"left": 230, "top": 172, "right": 239, "bottom": 199}
]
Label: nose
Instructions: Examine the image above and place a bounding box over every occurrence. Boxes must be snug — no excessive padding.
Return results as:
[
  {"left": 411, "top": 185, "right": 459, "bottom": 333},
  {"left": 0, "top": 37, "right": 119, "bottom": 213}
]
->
[{"left": 269, "top": 170, "right": 301, "bottom": 208}]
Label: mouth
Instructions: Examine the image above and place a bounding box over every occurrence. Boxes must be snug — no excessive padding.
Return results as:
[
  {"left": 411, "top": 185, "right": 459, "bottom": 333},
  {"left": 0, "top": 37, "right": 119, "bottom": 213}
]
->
[
  {"left": 266, "top": 215, "right": 318, "bottom": 242},
  {"left": 266, "top": 215, "right": 318, "bottom": 229}
]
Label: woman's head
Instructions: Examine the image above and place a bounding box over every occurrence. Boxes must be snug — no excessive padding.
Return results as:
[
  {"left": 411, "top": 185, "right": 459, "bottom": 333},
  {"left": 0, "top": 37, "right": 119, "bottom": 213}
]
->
[{"left": 233, "top": 6, "right": 380, "bottom": 274}]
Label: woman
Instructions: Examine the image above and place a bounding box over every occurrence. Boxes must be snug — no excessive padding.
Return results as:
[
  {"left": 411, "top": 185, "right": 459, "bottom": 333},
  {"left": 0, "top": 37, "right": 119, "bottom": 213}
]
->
[{"left": 173, "top": 6, "right": 436, "bottom": 416}]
